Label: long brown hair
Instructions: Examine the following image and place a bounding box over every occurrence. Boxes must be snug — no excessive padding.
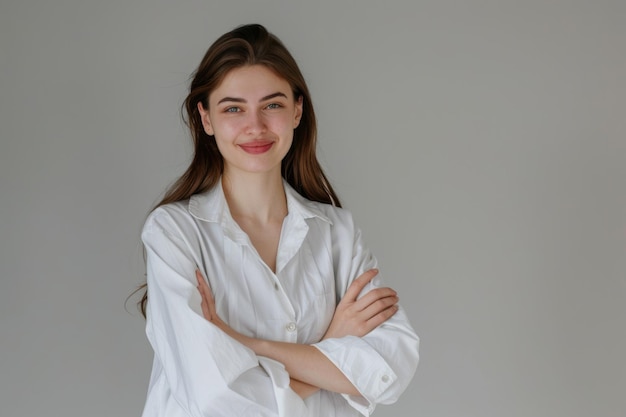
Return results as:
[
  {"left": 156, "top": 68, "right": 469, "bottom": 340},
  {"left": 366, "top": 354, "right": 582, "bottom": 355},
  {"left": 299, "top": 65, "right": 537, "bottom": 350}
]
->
[{"left": 137, "top": 24, "right": 341, "bottom": 317}]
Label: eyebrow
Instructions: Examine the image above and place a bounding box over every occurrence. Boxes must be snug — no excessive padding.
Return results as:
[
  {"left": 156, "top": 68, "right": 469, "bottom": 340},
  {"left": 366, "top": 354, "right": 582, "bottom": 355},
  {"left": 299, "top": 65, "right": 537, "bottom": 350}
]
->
[{"left": 217, "top": 92, "right": 288, "bottom": 105}]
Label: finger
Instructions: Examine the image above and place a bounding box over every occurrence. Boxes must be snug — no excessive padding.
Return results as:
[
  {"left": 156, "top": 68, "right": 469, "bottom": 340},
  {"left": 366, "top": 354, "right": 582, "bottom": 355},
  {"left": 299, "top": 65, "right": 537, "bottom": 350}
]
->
[
  {"left": 196, "top": 271, "right": 211, "bottom": 318},
  {"left": 364, "top": 304, "right": 399, "bottom": 332},
  {"left": 343, "top": 269, "right": 378, "bottom": 302},
  {"left": 199, "top": 294, "right": 211, "bottom": 320},
  {"left": 197, "top": 270, "right": 220, "bottom": 318},
  {"left": 196, "top": 270, "right": 213, "bottom": 300},
  {"left": 196, "top": 270, "right": 206, "bottom": 289},
  {"left": 354, "top": 287, "right": 397, "bottom": 311},
  {"left": 196, "top": 270, "right": 216, "bottom": 319},
  {"left": 360, "top": 294, "right": 399, "bottom": 320}
]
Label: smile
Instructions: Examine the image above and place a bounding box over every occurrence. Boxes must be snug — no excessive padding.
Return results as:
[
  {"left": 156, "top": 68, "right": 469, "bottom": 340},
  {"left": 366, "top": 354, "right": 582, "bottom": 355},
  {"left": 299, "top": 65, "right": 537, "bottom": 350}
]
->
[{"left": 238, "top": 141, "right": 274, "bottom": 155}]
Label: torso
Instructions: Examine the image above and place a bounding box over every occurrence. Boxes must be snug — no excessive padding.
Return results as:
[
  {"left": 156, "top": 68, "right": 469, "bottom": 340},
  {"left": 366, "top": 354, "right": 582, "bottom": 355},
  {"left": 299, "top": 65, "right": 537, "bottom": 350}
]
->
[{"left": 141, "top": 184, "right": 385, "bottom": 417}]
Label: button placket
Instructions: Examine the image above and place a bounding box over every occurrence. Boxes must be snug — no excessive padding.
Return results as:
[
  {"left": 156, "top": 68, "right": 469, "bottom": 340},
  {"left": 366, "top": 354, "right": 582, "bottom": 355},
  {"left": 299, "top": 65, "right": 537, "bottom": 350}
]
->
[{"left": 271, "top": 270, "right": 297, "bottom": 341}]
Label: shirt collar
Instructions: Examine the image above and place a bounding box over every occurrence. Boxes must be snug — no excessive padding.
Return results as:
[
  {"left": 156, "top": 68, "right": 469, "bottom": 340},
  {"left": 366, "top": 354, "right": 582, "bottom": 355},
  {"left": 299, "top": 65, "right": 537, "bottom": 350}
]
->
[{"left": 188, "top": 178, "right": 333, "bottom": 225}]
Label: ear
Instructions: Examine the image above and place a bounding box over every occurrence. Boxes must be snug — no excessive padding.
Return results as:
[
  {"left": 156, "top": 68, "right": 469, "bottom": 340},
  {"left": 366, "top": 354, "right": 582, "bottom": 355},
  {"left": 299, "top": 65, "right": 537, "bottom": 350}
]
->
[
  {"left": 293, "top": 96, "right": 304, "bottom": 129},
  {"left": 197, "top": 102, "right": 215, "bottom": 136}
]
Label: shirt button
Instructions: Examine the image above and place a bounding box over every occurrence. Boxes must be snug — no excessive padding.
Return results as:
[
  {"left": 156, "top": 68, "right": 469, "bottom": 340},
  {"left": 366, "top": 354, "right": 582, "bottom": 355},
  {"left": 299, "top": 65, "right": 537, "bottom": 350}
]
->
[
  {"left": 286, "top": 322, "right": 297, "bottom": 332},
  {"left": 381, "top": 375, "right": 390, "bottom": 383},
  {"left": 274, "top": 282, "right": 279, "bottom": 290}
]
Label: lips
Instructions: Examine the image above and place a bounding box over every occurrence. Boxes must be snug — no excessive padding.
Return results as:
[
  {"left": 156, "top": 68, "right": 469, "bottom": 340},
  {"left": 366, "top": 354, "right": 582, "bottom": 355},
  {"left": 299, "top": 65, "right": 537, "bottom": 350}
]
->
[{"left": 238, "top": 140, "right": 274, "bottom": 154}]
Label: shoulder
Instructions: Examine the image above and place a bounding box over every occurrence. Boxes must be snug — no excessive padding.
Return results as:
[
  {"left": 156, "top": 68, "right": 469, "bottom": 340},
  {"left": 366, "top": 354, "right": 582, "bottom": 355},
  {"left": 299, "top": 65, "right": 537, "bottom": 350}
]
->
[
  {"left": 305, "top": 200, "right": 360, "bottom": 239},
  {"left": 141, "top": 200, "right": 193, "bottom": 242},
  {"left": 315, "top": 202, "right": 354, "bottom": 226},
  {"left": 141, "top": 184, "right": 226, "bottom": 247}
]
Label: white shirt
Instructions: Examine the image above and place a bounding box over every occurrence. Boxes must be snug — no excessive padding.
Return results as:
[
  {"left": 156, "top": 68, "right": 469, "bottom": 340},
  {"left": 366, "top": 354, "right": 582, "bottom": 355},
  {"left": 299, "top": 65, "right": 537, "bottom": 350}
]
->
[{"left": 141, "top": 180, "right": 419, "bottom": 417}]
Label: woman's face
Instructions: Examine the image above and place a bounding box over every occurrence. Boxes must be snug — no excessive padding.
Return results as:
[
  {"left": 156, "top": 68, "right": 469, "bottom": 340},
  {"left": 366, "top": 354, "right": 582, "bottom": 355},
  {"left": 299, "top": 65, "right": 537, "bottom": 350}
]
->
[{"left": 198, "top": 65, "right": 303, "bottom": 178}]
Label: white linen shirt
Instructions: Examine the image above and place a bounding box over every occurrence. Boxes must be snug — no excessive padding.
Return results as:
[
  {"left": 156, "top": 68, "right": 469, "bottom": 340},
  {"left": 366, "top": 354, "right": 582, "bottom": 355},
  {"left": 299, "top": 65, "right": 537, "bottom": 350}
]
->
[{"left": 141, "top": 180, "right": 419, "bottom": 417}]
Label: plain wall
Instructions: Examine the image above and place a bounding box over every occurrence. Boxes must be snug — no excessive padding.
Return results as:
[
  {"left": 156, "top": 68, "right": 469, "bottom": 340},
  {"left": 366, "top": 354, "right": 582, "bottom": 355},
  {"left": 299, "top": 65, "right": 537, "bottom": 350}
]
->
[{"left": 1, "top": 1, "right": 625, "bottom": 416}]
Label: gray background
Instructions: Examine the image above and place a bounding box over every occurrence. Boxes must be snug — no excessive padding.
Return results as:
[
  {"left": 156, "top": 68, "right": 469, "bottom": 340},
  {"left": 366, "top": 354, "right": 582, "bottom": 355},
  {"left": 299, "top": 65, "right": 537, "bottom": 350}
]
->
[{"left": 1, "top": 1, "right": 625, "bottom": 416}]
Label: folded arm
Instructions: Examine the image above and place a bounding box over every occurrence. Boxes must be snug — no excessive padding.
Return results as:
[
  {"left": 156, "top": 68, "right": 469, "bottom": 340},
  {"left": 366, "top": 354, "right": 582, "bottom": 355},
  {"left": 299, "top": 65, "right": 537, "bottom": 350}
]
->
[
  {"left": 310, "top": 217, "right": 420, "bottom": 415},
  {"left": 195, "top": 268, "right": 399, "bottom": 399}
]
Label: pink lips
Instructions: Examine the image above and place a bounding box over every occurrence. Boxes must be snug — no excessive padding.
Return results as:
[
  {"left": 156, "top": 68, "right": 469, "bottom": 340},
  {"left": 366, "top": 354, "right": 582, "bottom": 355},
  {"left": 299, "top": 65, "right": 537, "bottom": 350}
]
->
[{"left": 238, "top": 141, "right": 274, "bottom": 154}]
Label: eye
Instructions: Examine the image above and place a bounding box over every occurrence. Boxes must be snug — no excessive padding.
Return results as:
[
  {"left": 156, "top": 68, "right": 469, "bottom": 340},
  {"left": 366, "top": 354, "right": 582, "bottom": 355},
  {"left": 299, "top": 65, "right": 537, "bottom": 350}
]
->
[
  {"left": 265, "top": 103, "right": 282, "bottom": 110},
  {"left": 224, "top": 106, "right": 241, "bottom": 113}
]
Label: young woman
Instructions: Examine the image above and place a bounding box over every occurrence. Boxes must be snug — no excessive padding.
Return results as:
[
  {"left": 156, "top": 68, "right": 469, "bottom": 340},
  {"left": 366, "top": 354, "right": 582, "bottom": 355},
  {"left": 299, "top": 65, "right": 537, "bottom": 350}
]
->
[{"left": 139, "top": 24, "right": 419, "bottom": 417}]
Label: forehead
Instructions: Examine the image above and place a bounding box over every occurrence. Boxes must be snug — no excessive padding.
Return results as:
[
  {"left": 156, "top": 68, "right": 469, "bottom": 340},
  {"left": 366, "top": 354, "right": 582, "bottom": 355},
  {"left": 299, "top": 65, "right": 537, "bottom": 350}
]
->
[{"left": 210, "top": 65, "right": 293, "bottom": 102}]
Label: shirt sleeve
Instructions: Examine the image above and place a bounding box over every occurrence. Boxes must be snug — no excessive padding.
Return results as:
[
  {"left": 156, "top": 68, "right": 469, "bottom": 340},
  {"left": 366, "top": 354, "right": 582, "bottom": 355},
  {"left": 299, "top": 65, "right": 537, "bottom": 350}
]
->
[
  {"left": 142, "top": 209, "right": 308, "bottom": 417},
  {"left": 312, "top": 211, "right": 420, "bottom": 417}
]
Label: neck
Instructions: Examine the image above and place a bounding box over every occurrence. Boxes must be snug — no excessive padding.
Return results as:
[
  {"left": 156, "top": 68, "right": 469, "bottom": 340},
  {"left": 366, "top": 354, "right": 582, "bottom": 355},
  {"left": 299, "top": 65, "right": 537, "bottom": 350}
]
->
[{"left": 221, "top": 169, "right": 287, "bottom": 224}]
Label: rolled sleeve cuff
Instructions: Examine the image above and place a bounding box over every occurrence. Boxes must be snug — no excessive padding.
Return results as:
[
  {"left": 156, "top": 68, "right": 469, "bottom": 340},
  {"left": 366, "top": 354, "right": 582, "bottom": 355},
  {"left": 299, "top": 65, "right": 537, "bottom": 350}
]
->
[
  {"left": 312, "top": 336, "right": 397, "bottom": 416},
  {"left": 257, "top": 357, "right": 309, "bottom": 417}
]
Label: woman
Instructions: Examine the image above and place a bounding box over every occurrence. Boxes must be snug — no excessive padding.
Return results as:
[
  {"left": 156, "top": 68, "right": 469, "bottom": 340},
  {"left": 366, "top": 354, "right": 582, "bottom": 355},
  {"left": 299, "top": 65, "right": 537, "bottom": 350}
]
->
[{"left": 139, "top": 24, "right": 419, "bottom": 417}]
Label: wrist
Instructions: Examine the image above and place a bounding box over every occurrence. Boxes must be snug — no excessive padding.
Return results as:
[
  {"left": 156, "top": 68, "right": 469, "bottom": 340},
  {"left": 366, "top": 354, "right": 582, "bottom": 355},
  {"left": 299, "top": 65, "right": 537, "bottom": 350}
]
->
[{"left": 250, "top": 337, "right": 271, "bottom": 356}]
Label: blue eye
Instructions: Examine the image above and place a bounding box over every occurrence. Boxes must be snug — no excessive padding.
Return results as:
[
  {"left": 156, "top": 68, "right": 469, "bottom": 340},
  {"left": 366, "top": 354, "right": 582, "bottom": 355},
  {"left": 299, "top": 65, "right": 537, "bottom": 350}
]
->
[
  {"left": 225, "top": 107, "right": 240, "bottom": 113},
  {"left": 266, "top": 103, "right": 282, "bottom": 109}
]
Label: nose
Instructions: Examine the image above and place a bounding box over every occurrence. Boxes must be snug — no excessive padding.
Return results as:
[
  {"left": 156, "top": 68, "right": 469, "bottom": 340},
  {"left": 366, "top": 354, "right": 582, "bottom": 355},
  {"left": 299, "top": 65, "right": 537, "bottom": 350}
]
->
[{"left": 245, "top": 110, "right": 266, "bottom": 135}]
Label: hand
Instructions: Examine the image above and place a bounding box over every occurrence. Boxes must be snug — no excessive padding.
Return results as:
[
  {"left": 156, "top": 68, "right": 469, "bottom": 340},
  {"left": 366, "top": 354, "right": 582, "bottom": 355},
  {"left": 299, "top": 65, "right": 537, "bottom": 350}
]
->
[
  {"left": 323, "top": 269, "right": 399, "bottom": 340},
  {"left": 196, "top": 270, "right": 224, "bottom": 325},
  {"left": 196, "top": 270, "right": 247, "bottom": 343}
]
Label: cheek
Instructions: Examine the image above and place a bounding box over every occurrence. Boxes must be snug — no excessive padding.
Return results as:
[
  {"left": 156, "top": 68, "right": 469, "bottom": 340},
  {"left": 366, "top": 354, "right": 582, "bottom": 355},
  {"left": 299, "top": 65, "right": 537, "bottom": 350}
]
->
[
  {"left": 211, "top": 120, "right": 241, "bottom": 141},
  {"left": 270, "top": 115, "right": 298, "bottom": 136}
]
